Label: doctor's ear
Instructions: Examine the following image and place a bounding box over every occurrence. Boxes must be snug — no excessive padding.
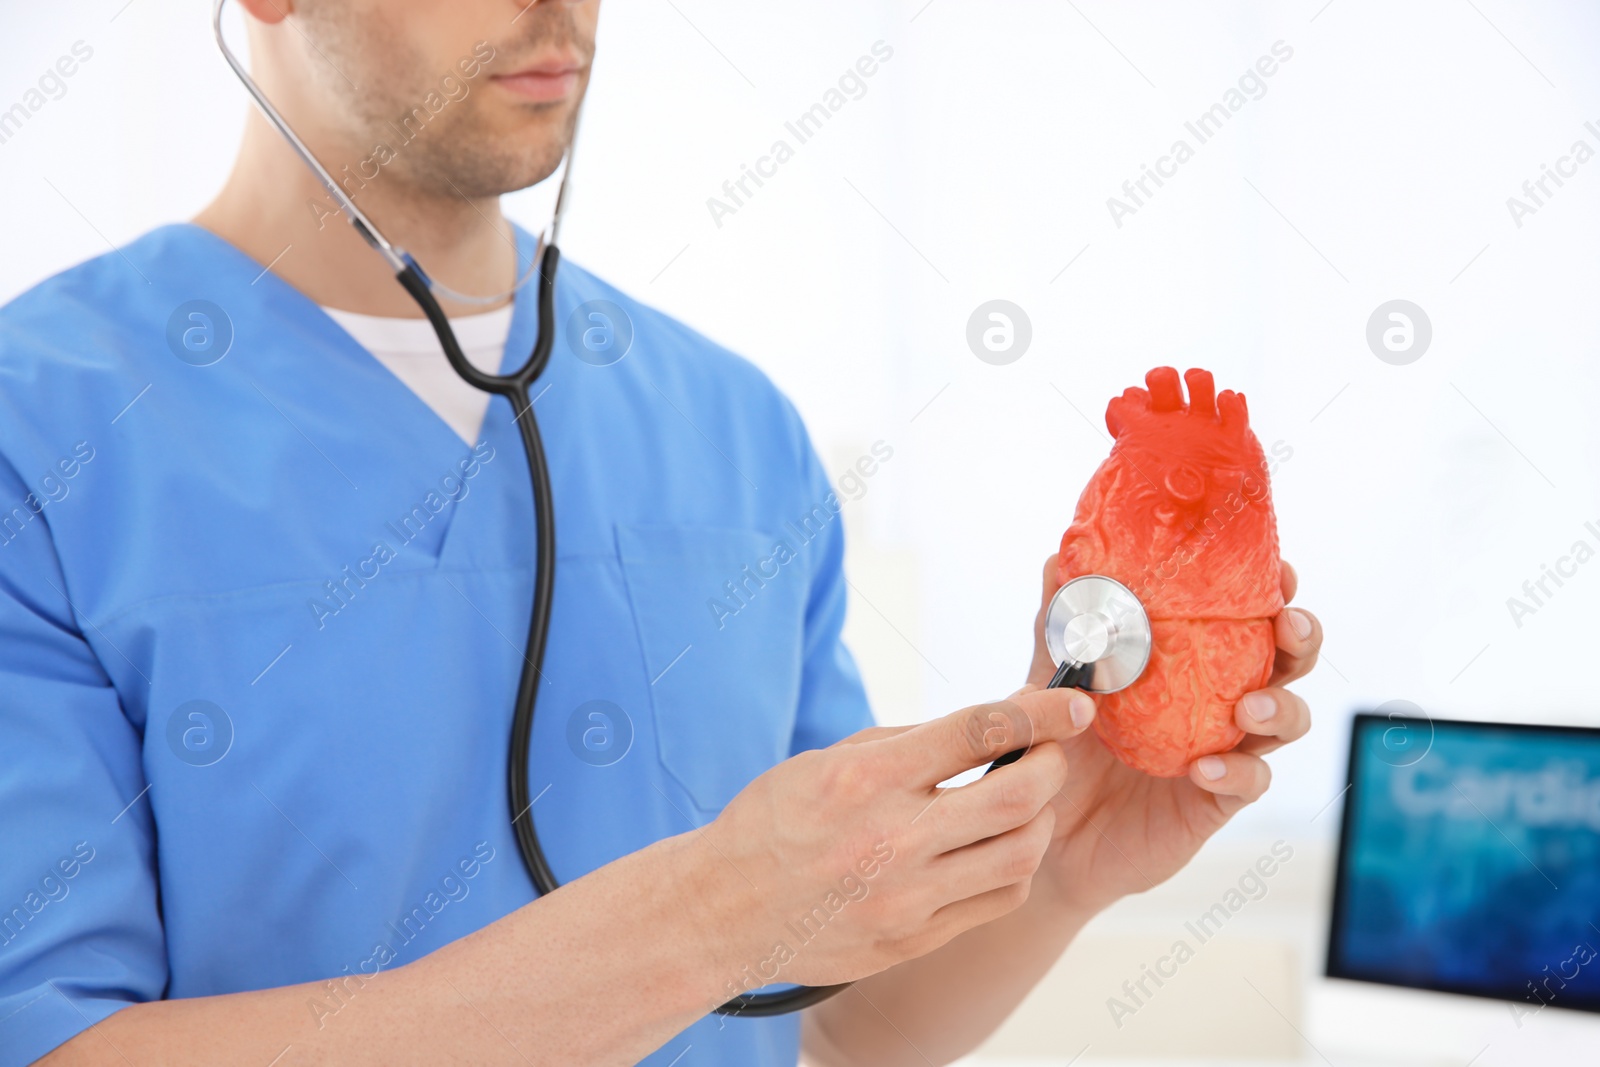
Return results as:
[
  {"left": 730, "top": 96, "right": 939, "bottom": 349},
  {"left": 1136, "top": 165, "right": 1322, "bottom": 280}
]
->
[{"left": 236, "top": 0, "right": 293, "bottom": 24}]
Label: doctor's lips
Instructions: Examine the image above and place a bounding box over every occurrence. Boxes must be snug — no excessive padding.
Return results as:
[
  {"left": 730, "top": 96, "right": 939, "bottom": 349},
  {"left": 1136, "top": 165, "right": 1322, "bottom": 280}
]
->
[{"left": 490, "top": 55, "right": 585, "bottom": 102}]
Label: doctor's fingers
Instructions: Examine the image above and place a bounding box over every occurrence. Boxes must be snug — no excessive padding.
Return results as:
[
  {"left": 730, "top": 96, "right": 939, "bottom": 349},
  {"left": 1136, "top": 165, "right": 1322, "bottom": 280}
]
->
[
  {"left": 1039, "top": 553, "right": 1064, "bottom": 605},
  {"left": 1268, "top": 607, "right": 1321, "bottom": 686},
  {"left": 1233, "top": 686, "right": 1311, "bottom": 754},
  {"left": 912, "top": 742, "right": 1070, "bottom": 854},
  {"left": 1188, "top": 751, "right": 1272, "bottom": 814},
  {"left": 1025, "top": 554, "right": 1066, "bottom": 683},
  {"left": 831, "top": 724, "right": 914, "bottom": 748},
  {"left": 925, "top": 805, "right": 1056, "bottom": 909},
  {"left": 892, "top": 689, "right": 1095, "bottom": 788},
  {"left": 1279, "top": 559, "right": 1299, "bottom": 603},
  {"left": 919, "top": 879, "right": 1042, "bottom": 958}
]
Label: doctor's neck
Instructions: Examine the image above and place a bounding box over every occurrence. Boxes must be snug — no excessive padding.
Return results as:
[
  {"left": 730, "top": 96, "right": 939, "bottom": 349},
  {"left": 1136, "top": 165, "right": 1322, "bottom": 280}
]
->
[{"left": 196, "top": 0, "right": 595, "bottom": 320}]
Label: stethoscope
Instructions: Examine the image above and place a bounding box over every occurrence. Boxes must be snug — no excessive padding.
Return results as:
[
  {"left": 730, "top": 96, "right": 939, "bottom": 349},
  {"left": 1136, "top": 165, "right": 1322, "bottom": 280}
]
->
[{"left": 213, "top": 0, "right": 1154, "bottom": 1018}]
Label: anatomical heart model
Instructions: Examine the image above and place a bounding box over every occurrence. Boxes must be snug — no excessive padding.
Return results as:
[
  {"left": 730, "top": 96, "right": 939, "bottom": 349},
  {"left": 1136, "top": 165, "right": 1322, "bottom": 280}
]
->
[{"left": 1058, "top": 367, "right": 1283, "bottom": 777}]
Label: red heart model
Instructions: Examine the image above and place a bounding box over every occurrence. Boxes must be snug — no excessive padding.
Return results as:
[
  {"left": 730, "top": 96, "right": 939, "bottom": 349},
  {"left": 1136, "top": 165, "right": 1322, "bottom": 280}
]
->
[{"left": 1058, "top": 367, "right": 1284, "bottom": 777}]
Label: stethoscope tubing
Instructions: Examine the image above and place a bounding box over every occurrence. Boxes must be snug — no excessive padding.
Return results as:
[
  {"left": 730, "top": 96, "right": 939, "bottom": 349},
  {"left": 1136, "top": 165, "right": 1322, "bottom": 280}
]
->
[
  {"left": 395, "top": 245, "right": 842, "bottom": 1017},
  {"left": 397, "top": 244, "right": 565, "bottom": 897}
]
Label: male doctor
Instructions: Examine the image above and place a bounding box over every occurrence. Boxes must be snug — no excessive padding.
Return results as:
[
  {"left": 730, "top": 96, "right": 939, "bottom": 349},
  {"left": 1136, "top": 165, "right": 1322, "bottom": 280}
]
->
[{"left": 0, "top": 1, "right": 1320, "bottom": 1064}]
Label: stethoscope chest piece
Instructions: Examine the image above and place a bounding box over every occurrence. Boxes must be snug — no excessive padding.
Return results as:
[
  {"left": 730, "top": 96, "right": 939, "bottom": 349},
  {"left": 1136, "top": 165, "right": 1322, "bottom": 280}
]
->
[{"left": 1043, "top": 575, "right": 1152, "bottom": 694}]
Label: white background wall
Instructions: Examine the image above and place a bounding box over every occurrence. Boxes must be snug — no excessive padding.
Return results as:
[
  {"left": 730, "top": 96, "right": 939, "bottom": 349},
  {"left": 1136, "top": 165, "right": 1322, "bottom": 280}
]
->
[{"left": 5, "top": 1, "right": 1600, "bottom": 1062}]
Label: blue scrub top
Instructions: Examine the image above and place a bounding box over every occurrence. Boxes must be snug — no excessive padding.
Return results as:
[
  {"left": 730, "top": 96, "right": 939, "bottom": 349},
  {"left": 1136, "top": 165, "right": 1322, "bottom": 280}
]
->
[{"left": 0, "top": 224, "right": 874, "bottom": 1066}]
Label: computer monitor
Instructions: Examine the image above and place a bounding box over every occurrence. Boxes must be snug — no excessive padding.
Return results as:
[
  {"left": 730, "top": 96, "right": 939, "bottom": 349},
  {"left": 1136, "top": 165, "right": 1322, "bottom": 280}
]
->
[{"left": 1327, "top": 712, "right": 1600, "bottom": 1015}]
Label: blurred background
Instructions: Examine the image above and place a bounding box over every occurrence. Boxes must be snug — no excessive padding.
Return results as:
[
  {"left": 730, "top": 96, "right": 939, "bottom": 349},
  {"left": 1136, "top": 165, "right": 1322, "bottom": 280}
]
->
[{"left": 5, "top": 0, "right": 1599, "bottom": 1063}]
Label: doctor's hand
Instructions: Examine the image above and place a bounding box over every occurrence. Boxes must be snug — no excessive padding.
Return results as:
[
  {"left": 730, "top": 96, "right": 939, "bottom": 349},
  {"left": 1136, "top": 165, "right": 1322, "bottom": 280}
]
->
[
  {"left": 1021, "top": 554, "right": 1319, "bottom": 917},
  {"left": 700, "top": 685, "right": 1098, "bottom": 991}
]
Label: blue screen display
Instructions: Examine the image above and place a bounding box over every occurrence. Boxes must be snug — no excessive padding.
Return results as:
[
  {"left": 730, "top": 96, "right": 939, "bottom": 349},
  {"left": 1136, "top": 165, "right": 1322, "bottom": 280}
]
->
[{"left": 1328, "top": 715, "right": 1600, "bottom": 1013}]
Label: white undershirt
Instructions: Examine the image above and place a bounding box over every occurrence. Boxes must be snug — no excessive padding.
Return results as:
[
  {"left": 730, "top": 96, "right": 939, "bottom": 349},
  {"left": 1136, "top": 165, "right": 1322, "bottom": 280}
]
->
[{"left": 322, "top": 304, "right": 514, "bottom": 446}]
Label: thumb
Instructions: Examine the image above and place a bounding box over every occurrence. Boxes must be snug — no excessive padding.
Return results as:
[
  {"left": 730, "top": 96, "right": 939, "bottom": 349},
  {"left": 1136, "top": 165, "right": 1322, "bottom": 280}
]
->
[
  {"left": 1026, "top": 553, "right": 1065, "bottom": 688},
  {"left": 1007, "top": 685, "right": 1098, "bottom": 748},
  {"left": 888, "top": 686, "right": 1098, "bottom": 786}
]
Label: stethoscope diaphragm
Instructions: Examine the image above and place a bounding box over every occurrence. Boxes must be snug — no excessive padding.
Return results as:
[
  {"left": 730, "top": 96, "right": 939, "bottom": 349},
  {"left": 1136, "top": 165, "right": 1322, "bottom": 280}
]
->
[{"left": 1043, "top": 574, "right": 1152, "bottom": 694}]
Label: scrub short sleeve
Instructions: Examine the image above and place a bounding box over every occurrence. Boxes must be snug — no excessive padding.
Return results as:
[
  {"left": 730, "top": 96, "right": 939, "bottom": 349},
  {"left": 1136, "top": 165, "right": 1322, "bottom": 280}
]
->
[
  {"left": 788, "top": 425, "right": 876, "bottom": 756},
  {"left": 0, "top": 457, "right": 166, "bottom": 1066}
]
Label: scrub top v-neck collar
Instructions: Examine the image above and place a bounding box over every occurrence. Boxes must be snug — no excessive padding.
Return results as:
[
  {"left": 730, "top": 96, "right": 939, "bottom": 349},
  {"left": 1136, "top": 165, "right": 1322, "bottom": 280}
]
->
[
  {"left": 176, "top": 219, "right": 548, "bottom": 446},
  {"left": 319, "top": 303, "right": 513, "bottom": 447},
  {"left": 172, "top": 222, "right": 552, "bottom": 569}
]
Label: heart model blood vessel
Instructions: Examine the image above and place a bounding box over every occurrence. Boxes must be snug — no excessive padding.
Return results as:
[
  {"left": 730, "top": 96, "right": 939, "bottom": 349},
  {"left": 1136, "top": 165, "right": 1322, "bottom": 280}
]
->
[{"left": 1058, "top": 367, "right": 1283, "bottom": 778}]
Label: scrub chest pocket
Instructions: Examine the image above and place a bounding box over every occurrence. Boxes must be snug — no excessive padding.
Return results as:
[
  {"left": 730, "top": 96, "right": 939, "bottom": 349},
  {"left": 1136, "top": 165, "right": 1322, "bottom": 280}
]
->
[{"left": 616, "top": 523, "right": 805, "bottom": 814}]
